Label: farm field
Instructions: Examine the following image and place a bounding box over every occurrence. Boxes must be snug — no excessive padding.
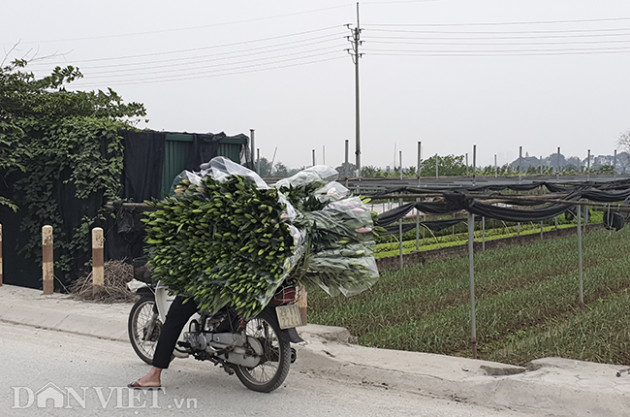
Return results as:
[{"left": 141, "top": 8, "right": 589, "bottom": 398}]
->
[
  {"left": 308, "top": 224, "right": 630, "bottom": 366},
  {"left": 374, "top": 211, "right": 602, "bottom": 258}
]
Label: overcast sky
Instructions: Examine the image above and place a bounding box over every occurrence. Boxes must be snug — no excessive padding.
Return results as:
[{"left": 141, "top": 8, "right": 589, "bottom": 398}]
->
[{"left": 3, "top": 0, "right": 630, "bottom": 170}]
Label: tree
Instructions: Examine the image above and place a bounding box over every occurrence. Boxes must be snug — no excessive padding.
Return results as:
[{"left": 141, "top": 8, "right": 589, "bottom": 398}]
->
[
  {"left": 0, "top": 59, "right": 146, "bottom": 281},
  {"left": 617, "top": 130, "right": 630, "bottom": 154},
  {"left": 420, "top": 154, "right": 466, "bottom": 176},
  {"left": 273, "top": 161, "right": 289, "bottom": 178},
  {"left": 255, "top": 157, "right": 273, "bottom": 177},
  {"left": 335, "top": 162, "right": 356, "bottom": 178}
]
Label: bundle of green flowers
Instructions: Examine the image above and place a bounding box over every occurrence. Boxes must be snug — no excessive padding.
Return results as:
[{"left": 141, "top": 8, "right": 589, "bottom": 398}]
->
[{"left": 144, "top": 157, "right": 379, "bottom": 317}]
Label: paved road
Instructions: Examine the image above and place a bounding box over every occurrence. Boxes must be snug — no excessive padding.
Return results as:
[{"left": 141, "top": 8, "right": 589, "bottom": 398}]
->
[{"left": 0, "top": 321, "right": 536, "bottom": 417}]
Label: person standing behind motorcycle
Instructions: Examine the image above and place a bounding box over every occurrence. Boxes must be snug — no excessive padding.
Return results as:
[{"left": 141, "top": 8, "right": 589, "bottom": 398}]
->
[{"left": 128, "top": 295, "right": 197, "bottom": 388}]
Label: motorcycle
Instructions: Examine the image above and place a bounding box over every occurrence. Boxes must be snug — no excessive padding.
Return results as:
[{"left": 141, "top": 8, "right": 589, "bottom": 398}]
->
[{"left": 127, "top": 260, "right": 306, "bottom": 393}]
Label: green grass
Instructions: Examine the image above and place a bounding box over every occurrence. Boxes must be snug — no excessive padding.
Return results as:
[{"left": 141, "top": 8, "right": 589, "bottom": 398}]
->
[{"left": 308, "top": 224, "right": 630, "bottom": 366}]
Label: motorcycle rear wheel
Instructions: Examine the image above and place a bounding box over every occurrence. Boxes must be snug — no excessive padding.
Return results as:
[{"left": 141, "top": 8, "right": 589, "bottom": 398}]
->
[
  {"left": 128, "top": 295, "right": 162, "bottom": 365},
  {"left": 233, "top": 310, "right": 291, "bottom": 393}
]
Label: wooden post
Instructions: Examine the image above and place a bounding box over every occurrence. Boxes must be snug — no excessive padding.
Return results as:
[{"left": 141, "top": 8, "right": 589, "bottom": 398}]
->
[
  {"left": 0, "top": 224, "right": 3, "bottom": 287},
  {"left": 42, "top": 225, "right": 54, "bottom": 294},
  {"left": 92, "top": 227, "right": 104, "bottom": 296}
]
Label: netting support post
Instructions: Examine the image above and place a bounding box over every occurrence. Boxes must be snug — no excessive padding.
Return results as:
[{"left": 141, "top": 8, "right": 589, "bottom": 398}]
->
[
  {"left": 467, "top": 212, "right": 478, "bottom": 359},
  {"left": 577, "top": 204, "right": 584, "bottom": 310},
  {"left": 481, "top": 217, "right": 486, "bottom": 251},
  {"left": 415, "top": 199, "right": 420, "bottom": 251},
  {"left": 399, "top": 198, "right": 404, "bottom": 269}
]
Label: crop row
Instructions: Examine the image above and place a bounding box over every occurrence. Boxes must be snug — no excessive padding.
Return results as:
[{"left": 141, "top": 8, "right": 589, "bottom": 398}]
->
[{"left": 308, "top": 225, "right": 630, "bottom": 364}]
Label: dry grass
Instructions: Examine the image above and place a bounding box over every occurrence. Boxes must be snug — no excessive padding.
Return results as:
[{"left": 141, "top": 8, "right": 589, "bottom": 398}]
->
[{"left": 70, "top": 260, "right": 135, "bottom": 302}]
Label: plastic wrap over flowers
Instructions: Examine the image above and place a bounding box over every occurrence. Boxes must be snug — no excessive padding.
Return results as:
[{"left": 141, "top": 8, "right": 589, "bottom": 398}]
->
[{"left": 277, "top": 170, "right": 380, "bottom": 298}]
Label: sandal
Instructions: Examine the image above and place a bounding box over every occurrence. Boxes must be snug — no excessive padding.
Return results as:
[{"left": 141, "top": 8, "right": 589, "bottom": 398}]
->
[{"left": 127, "top": 380, "right": 162, "bottom": 390}]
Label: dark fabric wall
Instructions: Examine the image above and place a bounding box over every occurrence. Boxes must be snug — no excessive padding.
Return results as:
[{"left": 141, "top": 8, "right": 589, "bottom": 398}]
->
[
  {"left": 122, "top": 131, "right": 166, "bottom": 202},
  {"left": 185, "top": 133, "right": 223, "bottom": 171}
]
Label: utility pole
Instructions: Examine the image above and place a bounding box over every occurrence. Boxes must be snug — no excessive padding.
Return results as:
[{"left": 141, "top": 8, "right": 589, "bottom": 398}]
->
[
  {"left": 250, "top": 129, "right": 256, "bottom": 170},
  {"left": 346, "top": 3, "right": 362, "bottom": 177}
]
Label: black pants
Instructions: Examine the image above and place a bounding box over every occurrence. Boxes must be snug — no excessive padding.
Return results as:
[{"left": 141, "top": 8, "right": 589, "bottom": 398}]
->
[{"left": 152, "top": 295, "right": 197, "bottom": 369}]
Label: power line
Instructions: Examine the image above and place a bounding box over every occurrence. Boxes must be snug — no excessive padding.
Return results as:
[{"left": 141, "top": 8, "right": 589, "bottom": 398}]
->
[
  {"left": 365, "top": 47, "right": 630, "bottom": 56},
  {"left": 364, "top": 16, "right": 630, "bottom": 27},
  {"left": 363, "top": 0, "right": 441, "bottom": 4},
  {"left": 366, "top": 46, "right": 630, "bottom": 53},
  {"left": 72, "top": 55, "right": 346, "bottom": 87},
  {"left": 362, "top": 32, "right": 630, "bottom": 41},
  {"left": 364, "top": 38, "right": 630, "bottom": 46},
  {"left": 77, "top": 37, "right": 346, "bottom": 75},
  {"left": 26, "top": 26, "right": 344, "bottom": 66},
  {"left": 84, "top": 45, "right": 345, "bottom": 78},
  {"left": 364, "top": 27, "right": 630, "bottom": 35},
  {"left": 6, "top": 5, "right": 353, "bottom": 45}
]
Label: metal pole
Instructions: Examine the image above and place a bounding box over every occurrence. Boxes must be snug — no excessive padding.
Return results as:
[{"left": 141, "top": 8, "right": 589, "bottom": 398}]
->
[
  {"left": 467, "top": 212, "right": 478, "bottom": 359},
  {"left": 399, "top": 150, "right": 403, "bottom": 180},
  {"left": 435, "top": 153, "right": 439, "bottom": 179},
  {"left": 399, "top": 198, "right": 404, "bottom": 269},
  {"left": 417, "top": 141, "right": 422, "bottom": 186},
  {"left": 587, "top": 149, "right": 591, "bottom": 181},
  {"left": 557, "top": 147, "right": 561, "bottom": 178},
  {"left": 472, "top": 145, "right": 477, "bottom": 186},
  {"left": 416, "top": 200, "right": 420, "bottom": 251},
  {"left": 614, "top": 149, "right": 618, "bottom": 179},
  {"left": 465, "top": 153, "right": 469, "bottom": 177},
  {"left": 585, "top": 204, "right": 589, "bottom": 228},
  {"left": 249, "top": 129, "right": 255, "bottom": 169},
  {"left": 344, "top": 139, "right": 349, "bottom": 178},
  {"left": 481, "top": 216, "right": 486, "bottom": 251},
  {"left": 354, "top": 2, "right": 361, "bottom": 178},
  {"left": 312, "top": 149, "right": 316, "bottom": 166},
  {"left": 42, "top": 225, "right": 54, "bottom": 295},
  {"left": 494, "top": 154, "right": 497, "bottom": 178},
  {"left": 518, "top": 145, "right": 522, "bottom": 184},
  {"left": 577, "top": 204, "right": 584, "bottom": 310},
  {"left": 256, "top": 148, "right": 260, "bottom": 173}
]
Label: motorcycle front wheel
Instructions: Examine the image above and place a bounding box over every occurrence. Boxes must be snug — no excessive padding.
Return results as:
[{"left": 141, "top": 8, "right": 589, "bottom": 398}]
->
[
  {"left": 233, "top": 310, "right": 291, "bottom": 393},
  {"left": 128, "top": 295, "right": 162, "bottom": 365}
]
